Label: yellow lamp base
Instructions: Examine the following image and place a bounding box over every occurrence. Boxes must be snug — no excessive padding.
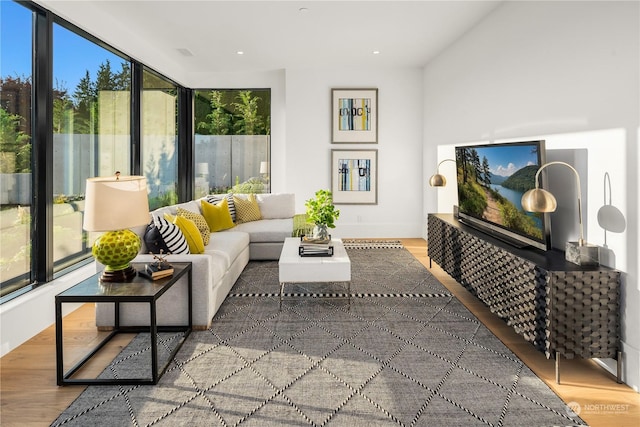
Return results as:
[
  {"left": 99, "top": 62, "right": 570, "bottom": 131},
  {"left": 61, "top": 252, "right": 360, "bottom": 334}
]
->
[{"left": 92, "top": 229, "right": 141, "bottom": 282}]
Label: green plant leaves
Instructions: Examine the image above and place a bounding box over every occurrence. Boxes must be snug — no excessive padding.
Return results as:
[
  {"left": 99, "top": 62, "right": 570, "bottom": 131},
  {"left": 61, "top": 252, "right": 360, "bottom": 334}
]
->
[{"left": 304, "top": 189, "right": 340, "bottom": 228}]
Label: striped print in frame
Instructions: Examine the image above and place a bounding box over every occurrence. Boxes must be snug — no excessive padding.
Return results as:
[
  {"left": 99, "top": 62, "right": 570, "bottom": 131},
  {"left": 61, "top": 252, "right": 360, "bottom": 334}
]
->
[
  {"left": 331, "top": 149, "right": 378, "bottom": 205},
  {"left": 332, "top": 88, "right": 377, "bottom": 143}
]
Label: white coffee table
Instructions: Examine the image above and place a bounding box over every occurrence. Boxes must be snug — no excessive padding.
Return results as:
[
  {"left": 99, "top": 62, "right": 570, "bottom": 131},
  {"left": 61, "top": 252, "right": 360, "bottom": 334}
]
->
[{"left": 278, "top": 237, "right": 351, "bottom": 309}]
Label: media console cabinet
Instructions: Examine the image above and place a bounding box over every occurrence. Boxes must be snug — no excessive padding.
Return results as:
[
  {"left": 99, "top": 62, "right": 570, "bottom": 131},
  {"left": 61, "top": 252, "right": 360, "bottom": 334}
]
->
[{"left": 427, "top": 213, "right": 621, "bottom": 383}]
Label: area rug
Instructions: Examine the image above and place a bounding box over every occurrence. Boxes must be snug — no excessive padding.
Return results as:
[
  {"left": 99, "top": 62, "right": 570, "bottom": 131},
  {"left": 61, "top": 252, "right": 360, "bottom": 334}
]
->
[{"left": 51, "top": 244, "right": 585, "bottom": 427}]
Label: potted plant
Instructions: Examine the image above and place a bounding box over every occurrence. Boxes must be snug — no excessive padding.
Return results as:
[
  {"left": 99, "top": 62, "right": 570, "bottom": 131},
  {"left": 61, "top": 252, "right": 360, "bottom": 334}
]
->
[{"left": 304, "top": 189, "right": 340, "bottom": 240}]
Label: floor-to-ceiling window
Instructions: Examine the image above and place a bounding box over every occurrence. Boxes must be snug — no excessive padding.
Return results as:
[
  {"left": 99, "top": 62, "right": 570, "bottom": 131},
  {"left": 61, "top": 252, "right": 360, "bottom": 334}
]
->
[
  {"left": 194, "top": 89, "right": 271, "bottom": 196},
  {"left": 1, "top": 0, "right": 190, "bottom": 303},
  {"left": 1, "top": 1, "right": 254, "bottom": 303},
  {"left": 0, "top": 1, "right": 33, "bottom": 296},
  {"left": 142, "top": 68, "right": 178, "bottom": 210},
  {"left": 52, "top": 23, "right": 132, "bottom": 272}
]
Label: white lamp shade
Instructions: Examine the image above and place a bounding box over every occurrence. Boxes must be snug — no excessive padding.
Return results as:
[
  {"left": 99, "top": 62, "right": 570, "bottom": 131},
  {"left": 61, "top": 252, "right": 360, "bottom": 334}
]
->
[
  {"left": 83, "top": 175, "right": 150, "bottom": 232},
  {"left": 260, "top": 161, "right": 269, "bottom": 174},
  {"left": 196, "top": 163, "right": 209, "bottom": 175}
]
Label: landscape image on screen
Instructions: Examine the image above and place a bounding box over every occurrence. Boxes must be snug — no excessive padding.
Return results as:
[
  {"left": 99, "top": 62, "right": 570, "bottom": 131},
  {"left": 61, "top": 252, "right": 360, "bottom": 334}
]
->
[{"left": 455, "top": 143, "right": 544, "bottom": 243}]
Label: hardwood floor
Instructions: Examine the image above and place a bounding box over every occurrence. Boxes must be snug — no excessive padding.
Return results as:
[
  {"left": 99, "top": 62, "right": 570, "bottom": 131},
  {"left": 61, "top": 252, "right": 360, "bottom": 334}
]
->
[
  {"left": 403, "top": 238, "right": 639, "bottom": 427},
  {"left": 1, "top": 238, "right": 638, "bottom": 426}
]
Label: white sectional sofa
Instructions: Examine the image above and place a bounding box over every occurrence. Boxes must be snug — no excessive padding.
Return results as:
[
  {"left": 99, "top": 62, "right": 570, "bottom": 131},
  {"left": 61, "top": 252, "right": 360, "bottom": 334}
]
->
[{"left": 95, "top": 193, "right": 298, "bottom": 330}]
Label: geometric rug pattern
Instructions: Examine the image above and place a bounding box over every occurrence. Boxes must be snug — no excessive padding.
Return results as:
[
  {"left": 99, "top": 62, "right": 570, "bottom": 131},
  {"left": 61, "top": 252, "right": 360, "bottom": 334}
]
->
[{"left": 51, "top": 245, "right": 586, "bottom": 426}]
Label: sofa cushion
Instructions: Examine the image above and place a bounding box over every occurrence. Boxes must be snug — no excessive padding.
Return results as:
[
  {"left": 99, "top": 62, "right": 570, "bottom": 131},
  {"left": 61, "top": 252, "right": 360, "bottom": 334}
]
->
[
  {"left": 204, "top": 231, "right": 250, "bottom": 270},
  {"left": 231, "top": 218, "right": 294, "bottom": 243},
  {"left": 234, "top": 193, "right": 262, "bottom": 223},
  {"left": 164, "top": 213, "right": 203, "bottom": 254},
  {"left": 201, "top": 198, "right": 235, "bottom": 232},
  {"left": 177, "top": 207, "right": 211, "bottom": 245},
  {"left": 206, "top": 194, "right": 236, "bottom": 222},
  {"left": 256, "top": 193, "right": 295, "bottom": 219},
  {"left": 154, "top": 216, "right": 190, "bottom": 254},
  {"left": 151, "top": 200, "right": 201, "bottom": 221}
]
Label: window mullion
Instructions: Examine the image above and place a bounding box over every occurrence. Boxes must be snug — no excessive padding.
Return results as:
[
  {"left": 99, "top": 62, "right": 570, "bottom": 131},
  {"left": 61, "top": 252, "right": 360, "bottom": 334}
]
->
[
  {"left": 32, "top": 8, "right": 54, "bottom": 283},
  {"left": 131, "top": 62, "right": 142, "bottom": 176},
  {"left": 178, "top": 87, "right": 193, "bottom": 202}
]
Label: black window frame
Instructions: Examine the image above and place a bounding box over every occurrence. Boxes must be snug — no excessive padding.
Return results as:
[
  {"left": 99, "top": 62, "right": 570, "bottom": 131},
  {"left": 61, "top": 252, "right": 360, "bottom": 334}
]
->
[{"left": 1, "top": 0, "right": 193, "bottom": 303}]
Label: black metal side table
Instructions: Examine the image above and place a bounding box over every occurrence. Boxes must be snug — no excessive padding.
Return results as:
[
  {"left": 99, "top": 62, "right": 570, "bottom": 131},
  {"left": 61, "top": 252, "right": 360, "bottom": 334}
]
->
[{"left": 55, "top": 262, "right": 192, "bottom": 386}]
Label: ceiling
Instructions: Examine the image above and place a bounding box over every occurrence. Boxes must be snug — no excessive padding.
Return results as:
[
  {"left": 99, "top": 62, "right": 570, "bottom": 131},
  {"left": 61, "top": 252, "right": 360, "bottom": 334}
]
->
[{"left": 35, "top": 1, "right": 502, "bottom": 85}]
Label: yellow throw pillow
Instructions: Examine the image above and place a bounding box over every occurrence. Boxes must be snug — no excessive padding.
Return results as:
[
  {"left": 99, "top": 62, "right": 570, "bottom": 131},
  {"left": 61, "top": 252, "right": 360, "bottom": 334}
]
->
[
  {"left": 233, "top": 193, "right": 262, "bottom": 224},
  {"left": 201, "top": 198, "right": 235, "bottom": 232},
  {"left": 164, "top": 213, "right": 205, "bottom": 254},
  {"left": 176, "top": 207, "right": 211, "bottom": 246}
]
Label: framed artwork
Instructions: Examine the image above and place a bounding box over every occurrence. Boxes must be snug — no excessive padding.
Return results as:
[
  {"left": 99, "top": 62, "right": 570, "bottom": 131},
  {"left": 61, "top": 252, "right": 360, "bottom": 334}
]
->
[
  {"left": 331, "top": 149, "right": 378, "bottom": 205},
  {"left": 331, "top": 88, "right": 378, "bottom": 143}
]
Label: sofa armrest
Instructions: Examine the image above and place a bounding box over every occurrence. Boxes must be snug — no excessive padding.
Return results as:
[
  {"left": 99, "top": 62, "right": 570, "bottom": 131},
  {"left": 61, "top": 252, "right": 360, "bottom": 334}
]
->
[
  {"left": 134, "top": 253, "right": 216, "bottom": 326},
  {"left": 132, "top": 253, "right": 215, "bottom": 301}
]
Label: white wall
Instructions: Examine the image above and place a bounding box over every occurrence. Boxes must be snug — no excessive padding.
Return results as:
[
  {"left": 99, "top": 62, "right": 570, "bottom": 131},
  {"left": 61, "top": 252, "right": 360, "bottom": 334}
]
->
[
  {"left": 284, "top": 67, "right": 424, "bottom": 238},
  {"left": 0, "top": 263, "right": 96, "bottom": 356},
  {"left": 189, "top": 67, "right": 425, "bottom": 239},
  {"left": 423, "top": 1, "right": 639, "bottom": 390}
]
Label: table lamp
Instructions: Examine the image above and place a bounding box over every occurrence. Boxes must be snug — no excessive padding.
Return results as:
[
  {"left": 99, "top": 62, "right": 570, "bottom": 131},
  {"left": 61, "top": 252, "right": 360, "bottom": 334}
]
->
[
  {"left": 260, "top": 161, "right": 269, "bottom": 175},
  {"left": 429, "top": 159, "right": 455, "bottom": 187},
  {"left": 196, "top": 162, "right": 209, "bottom": 178},
  {"left": 83, "top": 173, "right": 150, "bottom": 281},
  {"left": 521, "top": 161, "right": 599, "bottom": 266}
]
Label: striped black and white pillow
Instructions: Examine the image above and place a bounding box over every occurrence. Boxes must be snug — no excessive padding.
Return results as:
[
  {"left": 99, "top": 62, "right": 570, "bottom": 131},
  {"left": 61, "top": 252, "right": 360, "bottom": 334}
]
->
[
  {"left": 206, "top": 193, "right": 236, "bottom": 222},
  {"left": 153, "top": 216, "right": 190, "bottom": 254}
]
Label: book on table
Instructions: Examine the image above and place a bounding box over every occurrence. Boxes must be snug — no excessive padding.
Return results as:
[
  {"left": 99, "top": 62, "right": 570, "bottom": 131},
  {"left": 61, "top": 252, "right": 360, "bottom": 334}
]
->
[
  {"left": 299, "top": 234, "right": 334, "bottom": 256},
  {"left": 138, "top": 263, "right": 174, "bottom": 280},
  {"left": 298, "top": 244, "right": 334, "bottom": 257},
  {"left": 300, "top": 235, "right": 331, "bottom": 245}
]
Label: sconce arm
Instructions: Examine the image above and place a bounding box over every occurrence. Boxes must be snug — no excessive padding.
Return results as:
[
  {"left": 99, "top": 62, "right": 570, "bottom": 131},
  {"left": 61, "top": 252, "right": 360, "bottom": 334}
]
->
[{"left": 436, "top": 158, "right": 456, "bottom": 173}]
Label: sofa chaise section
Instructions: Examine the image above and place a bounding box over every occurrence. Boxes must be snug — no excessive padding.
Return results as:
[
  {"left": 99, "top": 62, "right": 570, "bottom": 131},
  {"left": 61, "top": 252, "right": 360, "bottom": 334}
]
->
[
  {"left": 95, "top": 231, "right": 250, "bottom": 329},
  {"left": 95, "top": 193, "right": 297, "bottom": 330}
]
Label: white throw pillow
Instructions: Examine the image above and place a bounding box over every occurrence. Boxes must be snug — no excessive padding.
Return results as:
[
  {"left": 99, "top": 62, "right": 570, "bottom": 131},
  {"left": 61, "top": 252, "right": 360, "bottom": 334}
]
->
[
  {"left": 256, "top": 193, "right": 295, "bottom": 219},
  {"left": 153, "top": 216, "right": 190, "bottom": 254}
]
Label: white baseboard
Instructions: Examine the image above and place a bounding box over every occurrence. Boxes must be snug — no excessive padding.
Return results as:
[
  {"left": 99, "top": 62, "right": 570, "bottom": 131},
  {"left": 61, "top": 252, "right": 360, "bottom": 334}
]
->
[{"left": 331, "top": 222, "right": 423, "bottom": 238}]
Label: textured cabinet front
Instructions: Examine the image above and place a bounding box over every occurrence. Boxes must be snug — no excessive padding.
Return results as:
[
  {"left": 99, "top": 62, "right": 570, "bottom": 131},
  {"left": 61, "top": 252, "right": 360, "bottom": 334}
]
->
[
  {"left": 428, "top": 214, "right": 620, "bottom": 362},
  {"left": 546, "top": 270, "right": 620, "bottom": 359}
]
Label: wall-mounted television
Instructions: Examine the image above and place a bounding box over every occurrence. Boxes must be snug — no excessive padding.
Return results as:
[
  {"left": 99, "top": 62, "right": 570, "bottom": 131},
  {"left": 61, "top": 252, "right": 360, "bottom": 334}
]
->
[{"left": 455, "top": 140, "right": 550, "bottom": 250}]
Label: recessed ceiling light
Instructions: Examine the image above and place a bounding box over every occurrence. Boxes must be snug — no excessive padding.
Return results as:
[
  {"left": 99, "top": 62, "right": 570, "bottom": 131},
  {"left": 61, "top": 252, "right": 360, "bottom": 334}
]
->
[
  {"left": 299, "top": 7, "right": 309, "bottom": 13},
  {"left": 372, "top": 50, "right": 380, "bottom": 55},
  {"left": 176, "top": 48, "right": 194, "bottom": 57},
  {"left": 236, "top": 51, "right": 244, "bottom": 55}
]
